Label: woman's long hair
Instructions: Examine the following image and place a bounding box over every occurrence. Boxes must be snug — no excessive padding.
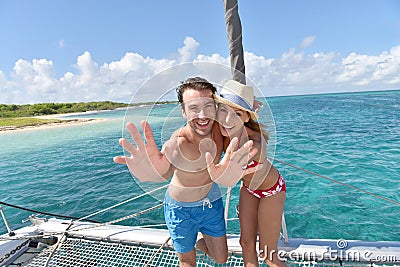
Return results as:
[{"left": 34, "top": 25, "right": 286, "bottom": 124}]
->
[{"left": 245, "top": 118, "right": 269, "bottom": 143}]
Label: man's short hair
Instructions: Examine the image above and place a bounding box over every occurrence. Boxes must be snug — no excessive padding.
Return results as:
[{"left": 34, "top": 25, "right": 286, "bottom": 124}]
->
[{"left": 176, "top": 77, "right": 217, "bottom": 105}]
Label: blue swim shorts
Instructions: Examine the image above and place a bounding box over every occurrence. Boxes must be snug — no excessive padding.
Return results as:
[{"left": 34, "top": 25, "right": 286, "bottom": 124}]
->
[{"left": 164, "top": 183, "right": 226, "bottom": 253}]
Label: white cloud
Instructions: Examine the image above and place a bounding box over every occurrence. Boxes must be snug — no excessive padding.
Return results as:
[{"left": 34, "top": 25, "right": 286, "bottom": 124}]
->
[
  {"left": 8, "top": 58, "right": 59, "bottom": 103},
  {"left": 59, "top": 39, "right": 65, "bottom": 48},
  {"left": 0, "top": 37, "right": 399, "bottom": 104},
  {"left": 337, "top": 47, "right": 400, "bottom": 87},
  {"left": 300, "top": 36, "right": 316, "bottom": 48},
  {"left": 246, "top": 45, "right": 400, "bottom": 96},
  {"left": 0, "top": 71, "right": 11, "bottom": 103},
  {"left": 178, "top": 36, "right": 199, "bottom": 63}
]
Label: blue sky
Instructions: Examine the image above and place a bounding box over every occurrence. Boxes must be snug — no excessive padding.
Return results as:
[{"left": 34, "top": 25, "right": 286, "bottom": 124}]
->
[{"left": 0, "top": 0, "right": 399, "bottom": 104}]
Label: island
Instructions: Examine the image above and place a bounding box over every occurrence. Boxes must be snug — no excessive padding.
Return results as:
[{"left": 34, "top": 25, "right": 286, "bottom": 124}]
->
[{"left": 0, "top": 101, "right": 175, "bottom": 132}]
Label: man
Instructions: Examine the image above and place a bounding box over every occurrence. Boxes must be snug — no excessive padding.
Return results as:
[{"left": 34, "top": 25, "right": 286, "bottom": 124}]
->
[{"left": 114, "top": 77, "right": 258, "bottom": 267}]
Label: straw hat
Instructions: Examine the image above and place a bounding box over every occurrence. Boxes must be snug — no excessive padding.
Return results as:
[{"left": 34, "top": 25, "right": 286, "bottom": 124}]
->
[{"left": 215, "top": 80, "right": 259, "bottom": 120}]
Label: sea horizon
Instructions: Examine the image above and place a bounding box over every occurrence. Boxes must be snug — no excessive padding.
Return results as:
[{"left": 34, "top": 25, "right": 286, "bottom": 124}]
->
[{"left": 2, "top": 88, "right": 399, "bottom": 106}]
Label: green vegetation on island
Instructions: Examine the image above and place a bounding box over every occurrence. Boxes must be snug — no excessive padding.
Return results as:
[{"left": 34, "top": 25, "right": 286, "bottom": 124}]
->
[
  {"left": 0, "top": 101, "right": 129, "bottom": 129},
  {"left": 0, "top": 101, "right": 177, "bottom": 129},
  {"left": 0, "top": 117, "right": 65, "bottom": 128},
  {"left": 0, "top": 101, "right": 130, "bottom": 118}
]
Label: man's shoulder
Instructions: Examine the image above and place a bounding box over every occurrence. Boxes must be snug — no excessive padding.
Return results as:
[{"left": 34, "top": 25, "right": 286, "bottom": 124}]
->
[
  {"left": 166, "top": 127, "right": 192, "bottom": 153},
  {"left": 170, "top": 126, "right": 191, "bottom": 141}
]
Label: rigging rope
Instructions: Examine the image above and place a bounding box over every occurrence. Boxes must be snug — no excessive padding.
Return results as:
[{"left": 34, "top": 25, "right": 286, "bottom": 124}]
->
[
  {"left": 68, "top": 203, "right": 164, "bottom": 233},
  {"left": 0, "top": 201, "right": 99, "bottom": 223},
  {"left": 0, "top": 184, "right": 168, "bottom": 230},
  {"left": 44, "top": 220, "right": 74, "bottom": 267},
  {"left": 0, "top": 203, "right": 165, "bottom": 241},
  {"left": 77, "top": 184, "right": 168, "bottom": 222},
  {"left": 273, "top": 158, "right": 400, "bottom": 206},
  {"left": 143, "top": 236, "right": 172, "bottom": 267}
]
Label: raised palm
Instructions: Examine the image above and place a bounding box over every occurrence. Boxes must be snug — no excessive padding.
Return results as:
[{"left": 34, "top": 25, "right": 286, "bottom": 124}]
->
[
  {"left": 205, "top": 137, "right": 261, "bottom": 187},
  {"left": 113, "top": 121, "right": 172, "bottom": 182}
]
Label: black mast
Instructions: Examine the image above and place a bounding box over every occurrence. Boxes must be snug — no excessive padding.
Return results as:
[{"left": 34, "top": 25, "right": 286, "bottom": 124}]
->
[{"left": 223, "top": 0, "right": 246, "bottom": 84}]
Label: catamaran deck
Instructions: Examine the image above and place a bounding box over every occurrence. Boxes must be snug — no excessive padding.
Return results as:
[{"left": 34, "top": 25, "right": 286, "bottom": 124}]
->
[{"left": 1, "top": 218, "right": 399, "bottom": 266}]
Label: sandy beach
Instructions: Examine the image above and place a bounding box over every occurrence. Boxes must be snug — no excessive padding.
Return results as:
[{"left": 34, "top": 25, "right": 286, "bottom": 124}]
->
[{"left": 0, "top": 112, "right": 109, "bottom": 133}]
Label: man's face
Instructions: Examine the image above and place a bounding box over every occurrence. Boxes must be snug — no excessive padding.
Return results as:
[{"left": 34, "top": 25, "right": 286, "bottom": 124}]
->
[{"left": 181, "top": 89, "right": 216, "bottom": 136}]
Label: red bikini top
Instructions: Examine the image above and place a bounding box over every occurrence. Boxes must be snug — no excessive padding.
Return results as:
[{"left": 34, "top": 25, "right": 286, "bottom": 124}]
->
[{"left": 243, "top": 160, "right": 260, "bottom": 170}]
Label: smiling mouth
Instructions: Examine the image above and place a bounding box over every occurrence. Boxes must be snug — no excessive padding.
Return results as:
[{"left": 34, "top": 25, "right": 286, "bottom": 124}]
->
[
  {"left": 222, "top": 124, "right": 234, "bottom": 129},
  {"left": 195, "top": 119, "right": 210, "bottom": 127}
]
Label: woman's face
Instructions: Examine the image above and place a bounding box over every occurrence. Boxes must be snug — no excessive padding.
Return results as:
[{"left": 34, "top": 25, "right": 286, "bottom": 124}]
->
[{"left": 217, "top": 103, "right": 249, "bottom": 137}]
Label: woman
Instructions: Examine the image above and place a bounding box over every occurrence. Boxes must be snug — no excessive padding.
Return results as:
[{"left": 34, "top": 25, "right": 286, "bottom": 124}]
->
[{"left": 209, "top": 80, "right": 287, "bottom": 267}]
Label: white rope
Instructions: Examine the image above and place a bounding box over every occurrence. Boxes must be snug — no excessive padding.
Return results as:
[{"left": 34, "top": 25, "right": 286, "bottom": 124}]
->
[
  {"left": 224, "top": 186, "right": 232, "bottom": 228},
  {"left": 44, "top": 220, "right": 73, "bottom": 267},
  {"left": 77, "top": 184, "right": 168, "bottom": 221},
  {"left": 68, "top": 203, "right": 164, "bottom": 232},
  {"left": 143, "top": 236, "right": 172, "bottom": 267}
]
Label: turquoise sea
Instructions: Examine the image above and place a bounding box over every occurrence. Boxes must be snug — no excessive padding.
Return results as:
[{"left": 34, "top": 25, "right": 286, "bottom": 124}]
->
[{"left": 0, "top": 90, "right": 399, "bottom": 242}]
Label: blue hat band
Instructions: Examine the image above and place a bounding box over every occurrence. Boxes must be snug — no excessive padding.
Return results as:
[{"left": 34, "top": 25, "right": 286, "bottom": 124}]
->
[{"left": 220, "top": 94, "right": 253, "bottom": 111}]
